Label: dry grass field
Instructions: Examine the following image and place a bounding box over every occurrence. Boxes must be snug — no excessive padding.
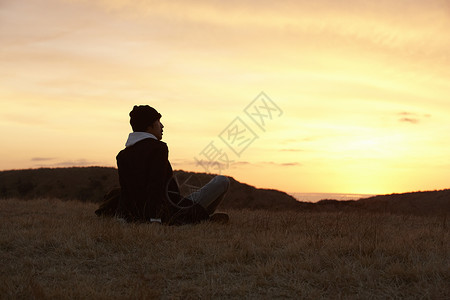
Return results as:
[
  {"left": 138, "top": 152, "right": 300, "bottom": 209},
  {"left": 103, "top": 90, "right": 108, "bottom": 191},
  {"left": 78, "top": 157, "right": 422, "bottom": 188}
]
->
[{"left": 1, "top": 198, "right": 449, "bottom": 299}]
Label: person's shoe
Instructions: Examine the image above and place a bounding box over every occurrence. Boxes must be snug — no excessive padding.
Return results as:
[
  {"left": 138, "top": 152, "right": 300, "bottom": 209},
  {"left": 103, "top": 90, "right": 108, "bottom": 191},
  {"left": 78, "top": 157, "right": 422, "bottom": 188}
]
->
[{"left": 209, "top": 213, "right": 229, "bottom": 224}]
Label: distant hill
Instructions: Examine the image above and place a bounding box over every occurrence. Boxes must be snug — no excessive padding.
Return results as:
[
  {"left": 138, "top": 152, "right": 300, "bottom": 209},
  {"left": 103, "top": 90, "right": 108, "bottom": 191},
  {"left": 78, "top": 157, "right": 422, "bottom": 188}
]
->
[
  {"left": 355, "top": 190, "right": 450, "bottom": 216},
  {"left": 0, "top": 167, "right": 117, "bottom": 203},
  {"left": 0, "top": 167, "right": 301, "bottom": 211},
  {"left": 0, "top": 167, "right": 448, "bottom": 216},
  {"left": 312, "top": 189, "right": 450, "bottom": 216}
]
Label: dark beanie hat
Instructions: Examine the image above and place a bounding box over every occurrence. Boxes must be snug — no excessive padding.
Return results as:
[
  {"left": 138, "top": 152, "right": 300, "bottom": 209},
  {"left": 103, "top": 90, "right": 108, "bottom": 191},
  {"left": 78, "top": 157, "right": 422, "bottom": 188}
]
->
[{"left": 129, "top": 105, "right": 162, "bottom": 132}]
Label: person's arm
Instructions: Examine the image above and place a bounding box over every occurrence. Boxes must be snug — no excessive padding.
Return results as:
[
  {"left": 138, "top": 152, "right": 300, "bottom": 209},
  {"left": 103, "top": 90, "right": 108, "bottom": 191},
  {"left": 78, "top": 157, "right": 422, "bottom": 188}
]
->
[{"left": 145, "top": 142, "right": 170, "bottom": 218}]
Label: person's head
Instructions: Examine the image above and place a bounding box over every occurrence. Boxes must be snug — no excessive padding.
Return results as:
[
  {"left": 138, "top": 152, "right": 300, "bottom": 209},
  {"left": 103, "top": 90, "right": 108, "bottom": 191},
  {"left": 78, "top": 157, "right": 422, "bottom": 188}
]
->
[{"left": 129, "top": 105, "right": 164, "bottom": 140}]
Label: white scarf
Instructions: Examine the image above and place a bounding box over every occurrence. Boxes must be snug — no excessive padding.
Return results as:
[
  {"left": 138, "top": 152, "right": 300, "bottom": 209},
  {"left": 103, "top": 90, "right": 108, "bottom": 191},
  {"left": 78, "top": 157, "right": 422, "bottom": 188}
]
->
[{"left": 125, "top": 132, "right": 157, "bottom": 147}]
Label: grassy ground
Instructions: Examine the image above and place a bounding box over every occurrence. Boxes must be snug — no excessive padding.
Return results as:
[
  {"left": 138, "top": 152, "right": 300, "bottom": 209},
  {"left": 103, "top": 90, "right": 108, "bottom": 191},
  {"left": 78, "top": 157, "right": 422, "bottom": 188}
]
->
[{"left": 0, "top": 199, "right": 449, "bottom": 299}]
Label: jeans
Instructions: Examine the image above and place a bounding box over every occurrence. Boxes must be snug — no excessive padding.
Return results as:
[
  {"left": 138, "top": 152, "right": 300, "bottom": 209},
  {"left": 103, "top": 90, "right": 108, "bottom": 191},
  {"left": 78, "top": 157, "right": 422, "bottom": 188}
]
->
[{"left": 186, "top": 175, "right": 230, "bottom": 215}]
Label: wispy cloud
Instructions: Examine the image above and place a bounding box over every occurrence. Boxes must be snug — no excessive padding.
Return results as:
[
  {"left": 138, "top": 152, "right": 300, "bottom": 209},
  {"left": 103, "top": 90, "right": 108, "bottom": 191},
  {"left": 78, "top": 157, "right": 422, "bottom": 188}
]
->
[
  {"left": 262, "top": 161, "right": 302, "bottom": 167},
  {"left": 53, "top": 159, "right": 98, "bottom": 167},
  {"left": 31, "top": 157, "right": 55, "bottom": 162},
  {"left": 280, "top": 162, "right": 301, "bottom": 167},
  {"left": 174, "top": 159, "right": 300, "bottom": 173},
  {"left": 399, "top": 117, "right": 420, "bottom": 124},
  {"left": 398, "top": 112, "right": 431, "bottom": 124},
  {"left": 33, "top": 159, "right": 99, "bottom": 168}
]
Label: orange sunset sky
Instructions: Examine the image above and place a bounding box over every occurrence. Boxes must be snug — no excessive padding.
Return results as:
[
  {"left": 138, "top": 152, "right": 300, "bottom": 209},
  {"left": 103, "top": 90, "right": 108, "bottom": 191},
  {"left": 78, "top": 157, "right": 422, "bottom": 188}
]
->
[{"left": 1, "top": 0, "right": 449, "bottom": 195}]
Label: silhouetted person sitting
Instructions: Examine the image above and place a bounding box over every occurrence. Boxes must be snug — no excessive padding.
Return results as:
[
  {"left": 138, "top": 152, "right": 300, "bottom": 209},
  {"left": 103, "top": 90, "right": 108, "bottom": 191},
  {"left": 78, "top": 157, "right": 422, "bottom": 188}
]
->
[{"left": 96, "top": 105, "right": 229, "bottom": 225}]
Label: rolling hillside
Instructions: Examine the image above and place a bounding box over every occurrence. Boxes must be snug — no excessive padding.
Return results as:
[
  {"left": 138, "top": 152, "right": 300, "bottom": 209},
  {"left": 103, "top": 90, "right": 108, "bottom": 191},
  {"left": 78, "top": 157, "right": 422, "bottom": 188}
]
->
[
  {"left": 0, "top": 167, "right": 448, "bottom": 216},
  {"left": 0, "top": 167, "right": 301, "bottom": 211}
]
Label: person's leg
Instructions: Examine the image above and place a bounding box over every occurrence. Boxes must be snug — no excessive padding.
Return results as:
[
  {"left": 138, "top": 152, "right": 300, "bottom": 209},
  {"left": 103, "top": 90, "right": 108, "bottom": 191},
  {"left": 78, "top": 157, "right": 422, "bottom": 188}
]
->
[{"left": 187, "top": 175, "right": 230, "bottom": 215}]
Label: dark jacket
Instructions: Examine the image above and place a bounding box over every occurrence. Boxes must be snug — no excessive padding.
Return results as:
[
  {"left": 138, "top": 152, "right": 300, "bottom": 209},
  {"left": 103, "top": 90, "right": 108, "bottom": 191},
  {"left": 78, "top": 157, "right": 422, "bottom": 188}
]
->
[{"left": 111, "top": 138, "right": 208, "bottom": 224}]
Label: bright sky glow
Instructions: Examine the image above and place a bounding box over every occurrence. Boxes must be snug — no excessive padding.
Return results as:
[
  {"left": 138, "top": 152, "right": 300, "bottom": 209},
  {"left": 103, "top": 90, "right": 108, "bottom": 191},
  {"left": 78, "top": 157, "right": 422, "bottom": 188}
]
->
[{"left": 1, "top": 0, "right": 449, "bottom": 195}]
